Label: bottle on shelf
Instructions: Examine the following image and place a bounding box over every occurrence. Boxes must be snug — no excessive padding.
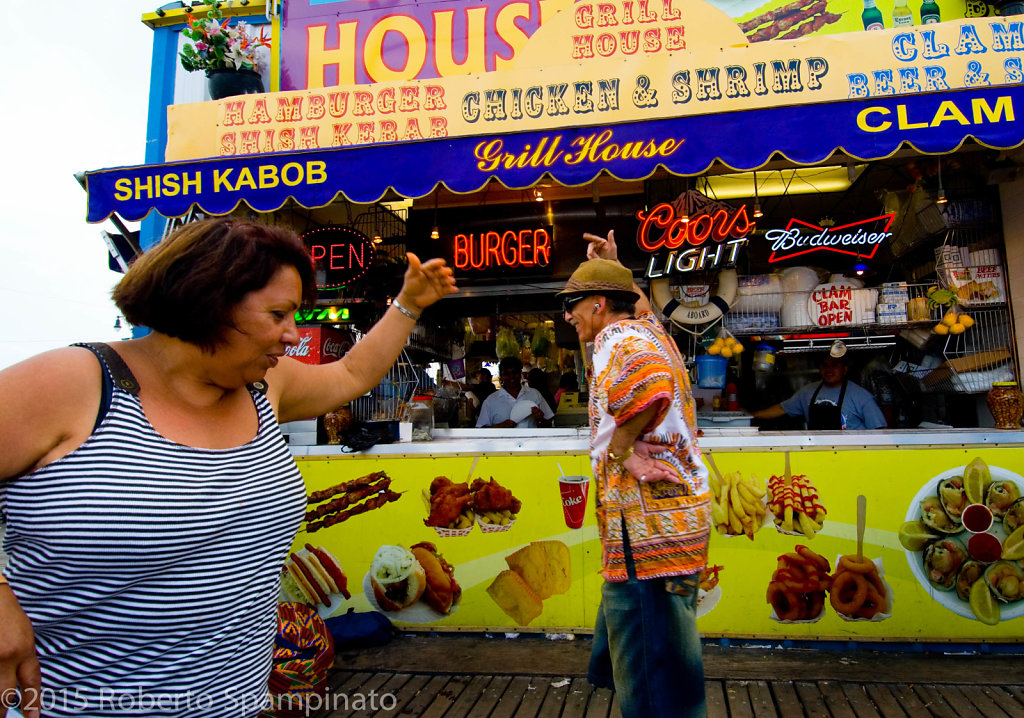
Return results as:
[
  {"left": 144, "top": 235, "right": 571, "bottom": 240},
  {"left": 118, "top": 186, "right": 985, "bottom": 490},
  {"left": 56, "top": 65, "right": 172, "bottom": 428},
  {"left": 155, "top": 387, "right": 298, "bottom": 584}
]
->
[
  {"left": 920, "top": 0, "right": 940, "bottom": 22},
  {"left": 893, "top": 0, "right": 914, "bottom": 24},
  {"left": 863, "top": 0, "right": 885, "bottom": 29}
]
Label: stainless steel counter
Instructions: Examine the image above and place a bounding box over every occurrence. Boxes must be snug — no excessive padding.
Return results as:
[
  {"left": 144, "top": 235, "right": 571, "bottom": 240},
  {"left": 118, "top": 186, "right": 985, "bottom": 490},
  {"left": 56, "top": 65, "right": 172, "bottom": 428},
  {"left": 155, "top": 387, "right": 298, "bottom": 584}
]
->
[{"left": 289, "top": 427, "right": 1024, "bottom": 457}]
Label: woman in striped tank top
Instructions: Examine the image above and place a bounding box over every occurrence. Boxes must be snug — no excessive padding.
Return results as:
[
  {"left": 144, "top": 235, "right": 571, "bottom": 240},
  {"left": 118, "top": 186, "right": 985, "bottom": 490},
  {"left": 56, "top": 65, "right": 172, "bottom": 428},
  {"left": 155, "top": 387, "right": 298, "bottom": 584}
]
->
[{"left": 0, "top": 218, "right": 456, "bottom": 717}]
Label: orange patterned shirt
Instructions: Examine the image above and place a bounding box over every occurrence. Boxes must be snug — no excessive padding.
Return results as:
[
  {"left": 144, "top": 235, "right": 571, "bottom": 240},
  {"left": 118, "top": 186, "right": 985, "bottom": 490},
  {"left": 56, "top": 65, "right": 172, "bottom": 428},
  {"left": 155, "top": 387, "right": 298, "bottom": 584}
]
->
[{"left": 588, "top": 311, "right": 711, "bottom": 582}]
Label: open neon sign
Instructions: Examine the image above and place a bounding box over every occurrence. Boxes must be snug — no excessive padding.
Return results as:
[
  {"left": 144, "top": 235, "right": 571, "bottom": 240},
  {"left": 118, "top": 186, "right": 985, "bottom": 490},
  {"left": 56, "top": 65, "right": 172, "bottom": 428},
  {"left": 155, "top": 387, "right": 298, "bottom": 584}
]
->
[
  {"left": 453, "top": 227, "right": 552, "bottom": 271},
  {"left": 636, "top": 201, "right": 753, "bottom": 277},
  {"left": 301, "top": 225, "right": 375, "bottom": 290}
]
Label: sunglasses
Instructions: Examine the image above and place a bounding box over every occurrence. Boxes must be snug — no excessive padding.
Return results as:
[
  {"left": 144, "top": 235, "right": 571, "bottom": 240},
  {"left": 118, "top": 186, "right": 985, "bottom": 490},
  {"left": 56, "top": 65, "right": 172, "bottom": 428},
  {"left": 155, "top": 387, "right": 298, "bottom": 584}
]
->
[{"left": 562, "top": 295, "right": 587, "bottom": 314}]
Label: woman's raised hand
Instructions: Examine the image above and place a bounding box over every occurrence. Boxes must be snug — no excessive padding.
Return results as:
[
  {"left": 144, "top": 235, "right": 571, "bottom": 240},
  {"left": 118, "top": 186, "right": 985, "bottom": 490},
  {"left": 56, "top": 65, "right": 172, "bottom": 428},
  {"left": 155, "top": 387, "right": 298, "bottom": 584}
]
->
[
  {"left": 397, "top": 253, "right": 457, "bottom": 313},
  {"left": 584, "top": 230, "right": 618, "bottom": 262}
]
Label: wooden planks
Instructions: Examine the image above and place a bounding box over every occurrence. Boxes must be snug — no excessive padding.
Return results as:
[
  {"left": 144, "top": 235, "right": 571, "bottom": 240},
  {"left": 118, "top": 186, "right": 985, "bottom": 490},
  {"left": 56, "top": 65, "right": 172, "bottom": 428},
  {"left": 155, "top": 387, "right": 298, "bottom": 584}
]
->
[{"left": 318, "top": 669, "right": 1024, "bottom": 717}]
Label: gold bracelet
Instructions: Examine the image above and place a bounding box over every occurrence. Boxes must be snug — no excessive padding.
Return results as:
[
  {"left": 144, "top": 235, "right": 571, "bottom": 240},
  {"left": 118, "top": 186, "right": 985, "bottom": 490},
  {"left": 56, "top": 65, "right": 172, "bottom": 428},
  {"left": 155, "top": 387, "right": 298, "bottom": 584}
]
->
[
  {"left": 607, "top": 444, "right": 635, "bottom": 465},
  {"left": 392, "top": 299, "right": 421, "bottom": 321}
]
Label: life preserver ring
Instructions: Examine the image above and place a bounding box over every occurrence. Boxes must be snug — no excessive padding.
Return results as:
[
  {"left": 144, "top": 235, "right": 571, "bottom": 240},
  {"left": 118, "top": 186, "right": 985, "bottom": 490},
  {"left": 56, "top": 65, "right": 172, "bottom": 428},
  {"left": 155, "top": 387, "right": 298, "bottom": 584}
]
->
[{"left": 650, "top": 268, "right": 738, "bottom": 327}]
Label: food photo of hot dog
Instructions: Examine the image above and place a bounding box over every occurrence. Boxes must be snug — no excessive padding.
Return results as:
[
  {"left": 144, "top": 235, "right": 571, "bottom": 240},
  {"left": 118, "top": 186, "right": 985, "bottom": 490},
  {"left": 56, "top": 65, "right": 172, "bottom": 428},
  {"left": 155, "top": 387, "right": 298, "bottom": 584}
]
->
[
  {"left": 363, "top": 543, "right": 463, "bottom": 621},
  {"left": 281, "top": 543, "right": 352, "bottom": 609},
  {"left": 411, "top": 541, "right": 462, "bottom": 615}
]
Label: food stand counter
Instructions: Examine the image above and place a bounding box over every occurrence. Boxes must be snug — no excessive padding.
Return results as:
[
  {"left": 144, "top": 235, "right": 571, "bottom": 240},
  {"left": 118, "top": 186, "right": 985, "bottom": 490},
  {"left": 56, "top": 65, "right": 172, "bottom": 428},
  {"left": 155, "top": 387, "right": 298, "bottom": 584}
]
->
[{"left": 286, "top": 428, "right": 1024, "bottom": 644}]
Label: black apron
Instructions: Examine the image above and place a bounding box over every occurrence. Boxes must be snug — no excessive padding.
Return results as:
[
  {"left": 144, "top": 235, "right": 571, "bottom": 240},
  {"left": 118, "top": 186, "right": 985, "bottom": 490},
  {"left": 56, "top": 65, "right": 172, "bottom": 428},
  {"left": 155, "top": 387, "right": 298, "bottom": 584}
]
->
[{"left": 808, "top": 380, "right": 848, "bottom": 430}]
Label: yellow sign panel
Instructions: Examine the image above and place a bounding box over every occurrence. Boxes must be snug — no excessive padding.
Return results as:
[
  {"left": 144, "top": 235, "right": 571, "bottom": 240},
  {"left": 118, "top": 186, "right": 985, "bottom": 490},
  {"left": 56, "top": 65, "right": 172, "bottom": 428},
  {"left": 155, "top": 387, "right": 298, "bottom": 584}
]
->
[{"left": 290, "top": 445, "right": 1024, "bottom": 640}]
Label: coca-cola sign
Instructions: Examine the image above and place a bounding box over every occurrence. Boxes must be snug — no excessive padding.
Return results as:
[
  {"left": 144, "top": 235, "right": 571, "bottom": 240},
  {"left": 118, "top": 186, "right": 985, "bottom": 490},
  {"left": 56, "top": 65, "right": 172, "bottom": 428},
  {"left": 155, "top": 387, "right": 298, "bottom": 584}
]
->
[
  {"left": 286, "top": 327, "right": 354, "bottom": 366},
  {"left": 766, "top": 214, "right": 895, "bottom": 263}
]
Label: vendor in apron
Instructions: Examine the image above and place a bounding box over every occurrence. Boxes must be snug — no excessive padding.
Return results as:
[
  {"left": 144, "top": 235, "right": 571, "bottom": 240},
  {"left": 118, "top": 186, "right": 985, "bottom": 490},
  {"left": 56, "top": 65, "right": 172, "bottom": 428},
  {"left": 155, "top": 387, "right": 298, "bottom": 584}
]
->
[{"left": 750, "top": 356, "right": 888, "bottom": 430}]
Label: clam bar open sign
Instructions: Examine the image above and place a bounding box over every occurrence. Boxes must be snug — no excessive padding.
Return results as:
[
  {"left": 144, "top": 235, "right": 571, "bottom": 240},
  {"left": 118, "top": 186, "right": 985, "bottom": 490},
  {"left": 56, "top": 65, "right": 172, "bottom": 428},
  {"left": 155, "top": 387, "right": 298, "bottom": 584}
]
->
[{"left": 301, "top": 225, "right": 375, "bottom": 290}]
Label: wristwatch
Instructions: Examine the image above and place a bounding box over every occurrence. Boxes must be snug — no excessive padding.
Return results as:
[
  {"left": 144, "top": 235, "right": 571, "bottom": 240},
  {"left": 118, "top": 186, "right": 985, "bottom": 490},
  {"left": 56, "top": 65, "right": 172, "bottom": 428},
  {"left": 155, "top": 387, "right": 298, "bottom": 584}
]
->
[{"left": 607, "top": 445, "right": 635, "bottom": 465}]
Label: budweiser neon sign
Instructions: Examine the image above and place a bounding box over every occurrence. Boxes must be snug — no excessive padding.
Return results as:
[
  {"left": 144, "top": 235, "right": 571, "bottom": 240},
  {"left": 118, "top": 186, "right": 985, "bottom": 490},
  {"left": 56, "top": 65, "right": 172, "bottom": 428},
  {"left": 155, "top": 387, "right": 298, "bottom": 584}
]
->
[{"left": 766, "top": 214, "right": 896, "bottom": 263}]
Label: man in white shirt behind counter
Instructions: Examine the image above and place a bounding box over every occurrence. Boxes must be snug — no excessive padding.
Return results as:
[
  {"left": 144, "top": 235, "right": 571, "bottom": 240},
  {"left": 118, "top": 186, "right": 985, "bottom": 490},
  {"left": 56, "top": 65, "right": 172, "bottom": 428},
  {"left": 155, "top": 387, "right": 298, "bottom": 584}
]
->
[{"left": 476, "top": 356, "right": 554, "bottom": 428}]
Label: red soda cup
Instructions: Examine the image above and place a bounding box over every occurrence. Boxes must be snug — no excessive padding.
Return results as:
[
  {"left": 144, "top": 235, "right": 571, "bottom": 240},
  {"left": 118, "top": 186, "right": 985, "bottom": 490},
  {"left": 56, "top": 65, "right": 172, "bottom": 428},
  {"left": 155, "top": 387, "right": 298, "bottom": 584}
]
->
[{"left": 558, "top": 475, "right": 590, "bottom": 529}]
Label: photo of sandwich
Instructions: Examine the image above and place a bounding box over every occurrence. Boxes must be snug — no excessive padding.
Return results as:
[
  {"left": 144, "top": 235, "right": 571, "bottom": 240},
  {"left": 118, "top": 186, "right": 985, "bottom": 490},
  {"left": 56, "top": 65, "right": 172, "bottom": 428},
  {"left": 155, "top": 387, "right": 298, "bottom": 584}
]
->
[
  {"left": 281, "top": 543, "right": 352, "bottom": 616},
  {"left": 362, "top": 543, "right": 463, "bottom": 623}
]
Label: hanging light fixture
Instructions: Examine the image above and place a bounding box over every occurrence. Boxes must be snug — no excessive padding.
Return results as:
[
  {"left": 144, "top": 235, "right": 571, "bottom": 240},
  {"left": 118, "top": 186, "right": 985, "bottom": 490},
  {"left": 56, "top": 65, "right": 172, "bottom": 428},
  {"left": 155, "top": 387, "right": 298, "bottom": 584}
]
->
[
  {"left": 936, "top": 158, "right": 948, "bottom": 204},
  {"left": 430, "top": 189, "right": 440, "bottom": 239},
  {"left": 533, "top": 188, "right": 544, "bottom": 202},
  {"left": 753, "top": 170, "right": 764, "bottom": 218}
]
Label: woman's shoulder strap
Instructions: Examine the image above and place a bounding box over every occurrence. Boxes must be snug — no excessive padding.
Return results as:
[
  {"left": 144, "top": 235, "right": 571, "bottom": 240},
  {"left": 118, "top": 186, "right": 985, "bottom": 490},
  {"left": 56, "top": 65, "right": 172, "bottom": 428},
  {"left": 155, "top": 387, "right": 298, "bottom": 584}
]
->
[{"left": 73, "top": 342, "right": 140, "bottom": 396}]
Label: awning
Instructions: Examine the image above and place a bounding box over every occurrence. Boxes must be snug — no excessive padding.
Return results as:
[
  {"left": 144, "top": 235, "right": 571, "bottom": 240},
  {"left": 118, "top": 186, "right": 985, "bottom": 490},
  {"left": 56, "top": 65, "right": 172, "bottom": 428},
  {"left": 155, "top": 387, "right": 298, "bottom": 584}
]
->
[{"left": 86, "top": 85, "right": 1024, "bottom": 223}]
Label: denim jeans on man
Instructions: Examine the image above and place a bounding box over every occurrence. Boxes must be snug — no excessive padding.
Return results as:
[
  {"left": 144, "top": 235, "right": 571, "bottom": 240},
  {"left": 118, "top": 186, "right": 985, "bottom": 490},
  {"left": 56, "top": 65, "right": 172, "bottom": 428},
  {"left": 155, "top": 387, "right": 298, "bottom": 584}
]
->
[{"left": 587, "top": 524, "right": 706, "bottom": 718}]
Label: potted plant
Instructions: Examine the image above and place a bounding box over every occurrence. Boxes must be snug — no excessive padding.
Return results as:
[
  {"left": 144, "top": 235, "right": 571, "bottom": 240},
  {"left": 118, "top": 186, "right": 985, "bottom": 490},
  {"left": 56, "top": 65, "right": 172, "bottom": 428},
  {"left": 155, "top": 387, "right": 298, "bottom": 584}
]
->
[{"left": 179, "top": 2, "right": 271, "bottom": 100}]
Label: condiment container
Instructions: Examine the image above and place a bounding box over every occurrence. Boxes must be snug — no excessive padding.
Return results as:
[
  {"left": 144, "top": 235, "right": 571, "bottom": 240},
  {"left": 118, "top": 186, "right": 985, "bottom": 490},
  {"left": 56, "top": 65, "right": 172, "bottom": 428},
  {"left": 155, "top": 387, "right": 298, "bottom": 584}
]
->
[
  {"left": 752, "top": 344, "right": 777, "bottom": 373},
  {"left": 408, "top": 395, "right": 435, "bottom": 441},
  {"left": 907, "top": 296, "right": 929, "bottom": 321},
  {"left": 986, "top": 381, "right": 1024, "bottom": 429}
]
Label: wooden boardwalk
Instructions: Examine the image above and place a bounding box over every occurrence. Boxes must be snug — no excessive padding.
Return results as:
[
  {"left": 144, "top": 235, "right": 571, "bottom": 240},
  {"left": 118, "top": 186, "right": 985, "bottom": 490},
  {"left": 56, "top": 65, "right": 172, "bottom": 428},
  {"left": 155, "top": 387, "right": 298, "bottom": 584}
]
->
[{"left": 311, "top": 636, "right": 1024, "bottom": 717}]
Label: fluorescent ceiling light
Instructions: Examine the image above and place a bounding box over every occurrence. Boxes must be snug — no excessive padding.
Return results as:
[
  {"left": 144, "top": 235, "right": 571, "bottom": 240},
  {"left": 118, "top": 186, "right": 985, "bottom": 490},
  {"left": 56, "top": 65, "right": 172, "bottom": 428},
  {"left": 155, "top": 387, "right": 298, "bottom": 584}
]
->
[{"left": 700, "top": 165, "right": 866, "bottom": 199}]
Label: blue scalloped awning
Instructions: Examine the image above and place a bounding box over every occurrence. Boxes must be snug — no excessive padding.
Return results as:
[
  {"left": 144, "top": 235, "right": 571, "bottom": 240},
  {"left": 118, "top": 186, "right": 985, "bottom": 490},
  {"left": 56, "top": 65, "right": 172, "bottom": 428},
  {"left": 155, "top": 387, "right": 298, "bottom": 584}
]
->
[{"left": 86, "top": 85, "right": 1024, "bottom": 223}]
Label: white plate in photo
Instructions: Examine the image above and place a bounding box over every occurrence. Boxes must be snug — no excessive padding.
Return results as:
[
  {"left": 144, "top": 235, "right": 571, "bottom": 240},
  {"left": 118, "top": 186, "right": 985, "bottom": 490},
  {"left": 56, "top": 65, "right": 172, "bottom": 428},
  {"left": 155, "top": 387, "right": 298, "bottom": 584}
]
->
[
  {"left": 696, "top": 584, "right": 722, "bottom": 619},
  {"left": 903, "top": 464, "right": 1024, "bottom": 622}
]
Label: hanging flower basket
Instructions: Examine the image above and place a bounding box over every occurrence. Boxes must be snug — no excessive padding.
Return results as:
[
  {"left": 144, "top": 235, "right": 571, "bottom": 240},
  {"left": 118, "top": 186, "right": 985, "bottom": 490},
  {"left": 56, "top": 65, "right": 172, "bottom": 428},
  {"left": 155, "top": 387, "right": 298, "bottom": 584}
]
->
[{"left": 207, "top": 68, "right": 264, "bottom": 100}]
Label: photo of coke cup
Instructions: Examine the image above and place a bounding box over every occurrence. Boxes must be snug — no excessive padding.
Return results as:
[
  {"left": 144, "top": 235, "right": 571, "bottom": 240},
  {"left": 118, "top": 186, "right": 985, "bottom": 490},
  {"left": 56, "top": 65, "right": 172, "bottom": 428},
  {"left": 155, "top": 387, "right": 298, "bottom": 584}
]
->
[{"left": 558, "top": 475, "right": 590, "bottom": 529}]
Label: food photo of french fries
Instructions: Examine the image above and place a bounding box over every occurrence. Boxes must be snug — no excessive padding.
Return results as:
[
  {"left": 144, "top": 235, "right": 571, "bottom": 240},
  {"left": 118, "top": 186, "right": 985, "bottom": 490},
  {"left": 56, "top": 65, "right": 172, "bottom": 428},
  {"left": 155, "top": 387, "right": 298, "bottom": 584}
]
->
[
  {"left": 710, "top": 470, "right": 767, "bottom": 540},
  {"left": 768, "top": 473, "right": 827, "bottom": 538}
]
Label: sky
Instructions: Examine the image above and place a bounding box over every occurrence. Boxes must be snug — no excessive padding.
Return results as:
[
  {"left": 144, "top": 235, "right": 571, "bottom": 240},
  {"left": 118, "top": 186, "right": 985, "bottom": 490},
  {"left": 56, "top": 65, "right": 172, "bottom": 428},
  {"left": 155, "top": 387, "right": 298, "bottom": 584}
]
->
[{"left": 0, "top": 1, "right": 155, "bottom": 369}]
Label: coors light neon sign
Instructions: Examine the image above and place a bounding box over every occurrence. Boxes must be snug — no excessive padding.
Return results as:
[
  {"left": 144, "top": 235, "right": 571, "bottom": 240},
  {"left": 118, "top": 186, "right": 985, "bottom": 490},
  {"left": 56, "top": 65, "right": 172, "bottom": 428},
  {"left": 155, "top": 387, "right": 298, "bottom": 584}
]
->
[{"left": 636, "top": 190, "right": 753, "bottom": 277}]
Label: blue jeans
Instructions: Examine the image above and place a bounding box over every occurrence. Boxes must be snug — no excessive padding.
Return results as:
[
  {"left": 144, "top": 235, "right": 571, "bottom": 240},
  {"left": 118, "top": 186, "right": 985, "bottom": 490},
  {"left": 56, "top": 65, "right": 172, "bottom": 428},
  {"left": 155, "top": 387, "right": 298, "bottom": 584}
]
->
[{"left": 588, "top": 526, "right": 706, "bottom": 718}]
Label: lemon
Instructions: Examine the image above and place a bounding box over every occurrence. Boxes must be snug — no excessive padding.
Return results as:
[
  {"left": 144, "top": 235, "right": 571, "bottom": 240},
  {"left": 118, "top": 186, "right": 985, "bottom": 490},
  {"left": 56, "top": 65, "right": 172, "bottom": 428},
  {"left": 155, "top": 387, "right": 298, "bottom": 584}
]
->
[
  {"left": 942, "top": 311, "right": 958, "bottom": 326},
  {"left": 959, "top": 314, "right": 975, "bottom": 328},
  {"left": 934, "top": 323, "right": 949, "bottom": 335},
  {"left": 969, "top": 578, "right": 1000, "bottom": 626},
  {"left": 964, "top": 457, "right": 992, "bottom": 504},
  {"left": 898, "top": 520, "right": 940, "bottom": 551},
  {"left": 707, "top": 344, "right": 722, "bottom": 355},
  {"left": 732, "top": 343, "right": 745, "bottom": 354},
  {"left": 950, "top": 323, "right": 966, "bottom": 335},
  {"left": 720, "top": 348, "right": 734, "bottom": 359},
  {"left": 1003, "top": 525, "right": 1024, "bottom": 560}
]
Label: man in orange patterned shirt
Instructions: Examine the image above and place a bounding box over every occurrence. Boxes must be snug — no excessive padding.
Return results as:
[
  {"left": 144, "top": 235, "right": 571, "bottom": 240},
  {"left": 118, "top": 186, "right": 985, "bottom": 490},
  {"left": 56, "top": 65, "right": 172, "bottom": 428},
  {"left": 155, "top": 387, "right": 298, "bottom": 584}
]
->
[{"left": 558, "top": 231, "right": 711, "bottom": 718}]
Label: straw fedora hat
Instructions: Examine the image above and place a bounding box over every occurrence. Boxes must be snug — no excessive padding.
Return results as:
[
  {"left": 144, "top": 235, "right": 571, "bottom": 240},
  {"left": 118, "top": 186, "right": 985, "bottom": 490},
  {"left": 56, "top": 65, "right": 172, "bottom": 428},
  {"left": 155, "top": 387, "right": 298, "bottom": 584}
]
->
[{"left": 556, "top": 258, "right": 639, "bottom": 302}]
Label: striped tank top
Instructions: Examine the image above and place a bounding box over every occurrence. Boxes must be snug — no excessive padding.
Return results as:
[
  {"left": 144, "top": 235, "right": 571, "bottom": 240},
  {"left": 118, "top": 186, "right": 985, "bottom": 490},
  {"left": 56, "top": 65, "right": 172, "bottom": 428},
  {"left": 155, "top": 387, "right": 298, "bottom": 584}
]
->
[{"left": 1, "top": 343, "right": 306, "bottom": 717}]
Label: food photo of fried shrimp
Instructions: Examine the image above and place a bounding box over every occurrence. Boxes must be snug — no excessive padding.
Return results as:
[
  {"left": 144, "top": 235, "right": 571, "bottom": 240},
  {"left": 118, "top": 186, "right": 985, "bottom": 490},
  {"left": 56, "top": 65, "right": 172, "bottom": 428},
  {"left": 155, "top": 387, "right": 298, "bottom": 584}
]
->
[{"left": 740, "top": 0, "right": 842, "bottom": 42}]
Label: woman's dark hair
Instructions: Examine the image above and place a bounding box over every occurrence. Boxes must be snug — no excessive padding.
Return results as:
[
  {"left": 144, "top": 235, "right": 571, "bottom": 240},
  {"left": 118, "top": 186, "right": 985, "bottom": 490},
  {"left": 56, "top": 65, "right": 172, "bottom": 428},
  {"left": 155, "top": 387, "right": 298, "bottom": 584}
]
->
[{"left": 113, "top": 218, "right": 316, "bottom": 351}]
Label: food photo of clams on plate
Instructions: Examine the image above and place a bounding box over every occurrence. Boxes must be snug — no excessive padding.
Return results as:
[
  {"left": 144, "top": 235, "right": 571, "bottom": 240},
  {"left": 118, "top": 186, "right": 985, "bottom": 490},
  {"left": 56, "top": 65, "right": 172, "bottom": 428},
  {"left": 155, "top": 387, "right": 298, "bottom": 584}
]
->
[{"left": 900, "top": 457, "right": 1024, "bottom": 626}]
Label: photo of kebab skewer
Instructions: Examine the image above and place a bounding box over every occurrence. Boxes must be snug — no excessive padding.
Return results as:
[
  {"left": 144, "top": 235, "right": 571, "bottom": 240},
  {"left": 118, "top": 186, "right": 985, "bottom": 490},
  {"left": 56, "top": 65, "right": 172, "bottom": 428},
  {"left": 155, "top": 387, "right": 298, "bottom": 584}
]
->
[
  {"left": 741, "top": 0, "right": 842, "bottom": 43},
  {"left": 304, "top": 470, "right": 403, "bottom": 532}
]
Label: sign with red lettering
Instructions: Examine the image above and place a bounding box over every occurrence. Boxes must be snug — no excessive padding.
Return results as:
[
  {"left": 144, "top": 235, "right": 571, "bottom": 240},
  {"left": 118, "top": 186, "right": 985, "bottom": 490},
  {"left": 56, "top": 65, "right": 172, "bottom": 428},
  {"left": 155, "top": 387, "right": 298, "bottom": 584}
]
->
[
  {"left": 638, "top": 190, "right": 753, "bottom": 278},
  {"left": 766, "top": 214, "right": 895, "bottom": 263},
  {"left": 452, "top": 226, "right": 553, "bottom": 272},
  {"left": 300, "top": 225, "right": 375, "bottom": 289}
]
